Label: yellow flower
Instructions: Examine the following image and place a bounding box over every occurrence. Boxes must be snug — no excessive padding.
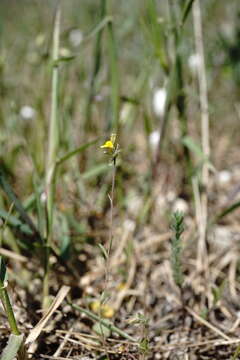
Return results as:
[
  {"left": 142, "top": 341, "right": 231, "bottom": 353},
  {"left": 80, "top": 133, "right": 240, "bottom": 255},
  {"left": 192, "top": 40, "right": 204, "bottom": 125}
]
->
[
  {"left": 100, "top": 134, "right": 117, "bottom": 152},
  {"left": 100, "top": 140, "right": 114, "bottom": 149}
]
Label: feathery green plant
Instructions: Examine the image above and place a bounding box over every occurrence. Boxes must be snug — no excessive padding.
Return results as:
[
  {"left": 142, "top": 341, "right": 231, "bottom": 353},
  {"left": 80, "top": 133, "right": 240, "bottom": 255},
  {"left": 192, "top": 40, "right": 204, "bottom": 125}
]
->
[{"left": 170, "top": 211, "right": 184, "bottom": 289}]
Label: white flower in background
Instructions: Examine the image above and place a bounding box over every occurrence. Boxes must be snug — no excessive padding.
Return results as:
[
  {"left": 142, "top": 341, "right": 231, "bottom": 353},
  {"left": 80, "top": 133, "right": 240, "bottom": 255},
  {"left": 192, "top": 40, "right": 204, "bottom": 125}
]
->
[
  {"left": 149, "top": 130, "right": 160, "bottom": 150},
  {"left": 152, "top": 87, "right": 167, "bottom": 117},
  {"left": 123, "top": 219, "right": 135, "bottom": 232},
  {"left": 69, "top": 29, "right": 83, "bottom": 47},
  {"left": 40, "top": 191, "right": 47, "bottom": 204},
  {"left": 59, "top": 47, "right": 71, "bottom": 58},
  {"left": 188, "top": 53, "right": 201, "bottom": 74},
  {"left": 166, "top": 191, "right": 176, "bottom": 203},
  {"left": 20, "top": 105, "right": 36, "bottom": 120},
  {"left": 172, "top": 198, "right": 189, "bottom": 214},
  {"left": 217, "top": 170, "right": 232, "bottom": 185},
  {"left": 120, "top": 103, "right": 134, "bottom": 125}
]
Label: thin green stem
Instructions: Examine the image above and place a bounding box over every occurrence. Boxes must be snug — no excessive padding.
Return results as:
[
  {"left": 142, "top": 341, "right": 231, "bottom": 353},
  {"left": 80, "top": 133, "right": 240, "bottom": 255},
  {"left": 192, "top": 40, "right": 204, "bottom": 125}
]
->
[
  {"left": 85, "top": 0, "right": 106, "bottom": 133},
  {"left": 44, "top": 5, "right": 61, "bottom": 309},
  {"left": 107, "top": 1, "right": 119, "bottom": 132},
  {"left": 70, "top": 303, "right": 136, "bottom": 342},
  {"left": 107, "top": 157, "right": 116, "bottom": 258},
  {"left": 46, "top": 5, "right": 61, "bottom": 234}
]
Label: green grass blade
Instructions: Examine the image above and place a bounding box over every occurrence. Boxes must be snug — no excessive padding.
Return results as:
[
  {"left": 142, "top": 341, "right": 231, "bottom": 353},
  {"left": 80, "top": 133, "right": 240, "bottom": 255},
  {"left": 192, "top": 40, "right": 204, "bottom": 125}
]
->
[
  {"left": 0, "top": 171, "right": 39, "bottom": 236},
  {"left": 0, "top": 334, "right": 24, "bottom": 360},
  {"left": 56, "top": 138, "right": 99, "bottom": 166},
  {"left": 70, "top": 303, "right": 137, "bottom": 342},
  {"left": 181, "top": 0, "right": 196, "bottom": 25},
  {"left": 81, "top": 163, "right": 109, "bottom": 180},
  {"left": 215, "top": 201, "right": 240, "bottom": 222}
]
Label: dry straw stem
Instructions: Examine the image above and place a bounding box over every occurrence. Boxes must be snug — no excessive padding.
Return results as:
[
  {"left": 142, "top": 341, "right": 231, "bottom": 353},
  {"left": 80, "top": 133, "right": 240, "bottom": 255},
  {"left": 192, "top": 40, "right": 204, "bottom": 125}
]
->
[
  {"left": 185, "top": 306, "right": 230, "bottom": 341},
  {"left": 0, "top": 248, "right": 27, "bottom": 263},
  {"left": 25, "top": 285, "right": 70, "bottom": 345},
  {"left": 193, "top": 0, "right": 210, "bottom": 273}
]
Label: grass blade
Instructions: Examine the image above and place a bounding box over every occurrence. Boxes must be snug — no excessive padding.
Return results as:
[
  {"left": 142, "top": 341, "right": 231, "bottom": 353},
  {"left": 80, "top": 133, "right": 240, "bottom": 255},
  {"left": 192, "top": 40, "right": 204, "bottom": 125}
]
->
[
  {"left": 0, "top": 171, "right": 39, "bottom": 236},
  {"left": 56, "top": 138, "right": 99, "bottom": 166},
  {"left": 0, "top": 334, "right": 24, "bottom": 360}
]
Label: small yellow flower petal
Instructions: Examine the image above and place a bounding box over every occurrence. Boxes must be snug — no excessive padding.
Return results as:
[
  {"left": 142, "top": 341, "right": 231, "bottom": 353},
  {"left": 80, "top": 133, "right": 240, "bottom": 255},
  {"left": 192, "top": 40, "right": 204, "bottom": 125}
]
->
[
  {"left": 90, "top": 301, "right": 115, "bottom": 318},
  {"left": 100, "top": 140, "right": 114, "bottom": 149}
]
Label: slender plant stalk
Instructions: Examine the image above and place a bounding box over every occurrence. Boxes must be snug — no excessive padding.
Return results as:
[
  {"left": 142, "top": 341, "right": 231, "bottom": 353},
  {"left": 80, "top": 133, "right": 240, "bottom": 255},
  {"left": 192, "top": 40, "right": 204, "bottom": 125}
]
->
[
  {"left": 44, "top": 5, "right": 61, "bottom": 309},
  {"left": 85, "top": 0, "right": 106, "bottom": 133},
  {"left": 193, "top": 0, "right": 210, "bottom": 273},
  {"left": 105, "top": 156, "right": 116, "bottom": 282},
  {"left": 107, "top": 0, "right": 120, "bottom": 132},
  {"left": 70, "top": 303, "right": 136, "bottom": 342},
  {"left": 97, "top": 138, "right": 118, "bottom": 353}
]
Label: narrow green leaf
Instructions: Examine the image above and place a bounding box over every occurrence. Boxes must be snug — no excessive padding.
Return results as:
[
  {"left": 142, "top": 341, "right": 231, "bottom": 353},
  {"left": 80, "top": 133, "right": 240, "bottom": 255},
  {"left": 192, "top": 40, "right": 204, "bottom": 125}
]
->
[
  {"left": 82, "top": 163, "right": 109, "bottom": 180},
  {"left": 0, "top": 171, "right": 39, "bottom": 236},
  {"left": 56, "top": 138, "right": 99, "bottom": 166},
  {"left": 181, "top": 0, "right": 196, "bottom": 26},
  {"left": 216, "top": 201, "right": 240, "bottom": 222},
  {"left": 70, "top": 303, "right": 136, "bottom": 342},
  {"left": 97, "top": 243, "right": 108, "bottom": 260},
  {"left": 0, "top": 256, "right": 7, "bottom": 284},
  {"left": 0, "top": 209, "right": 33, "bottom": 237},
  {"left": 182, "top": 136, "right": 204, "bottom": 159}
]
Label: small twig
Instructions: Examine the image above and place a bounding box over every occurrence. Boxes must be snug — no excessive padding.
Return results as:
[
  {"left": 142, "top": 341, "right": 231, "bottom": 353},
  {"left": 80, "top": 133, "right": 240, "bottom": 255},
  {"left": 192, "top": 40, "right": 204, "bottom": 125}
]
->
[
  {"left": 185, "top": 306, "right": 231, "bottom": 341},
  {"left": 53, "top": 325, "right": 74, "bottom": 357}
]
